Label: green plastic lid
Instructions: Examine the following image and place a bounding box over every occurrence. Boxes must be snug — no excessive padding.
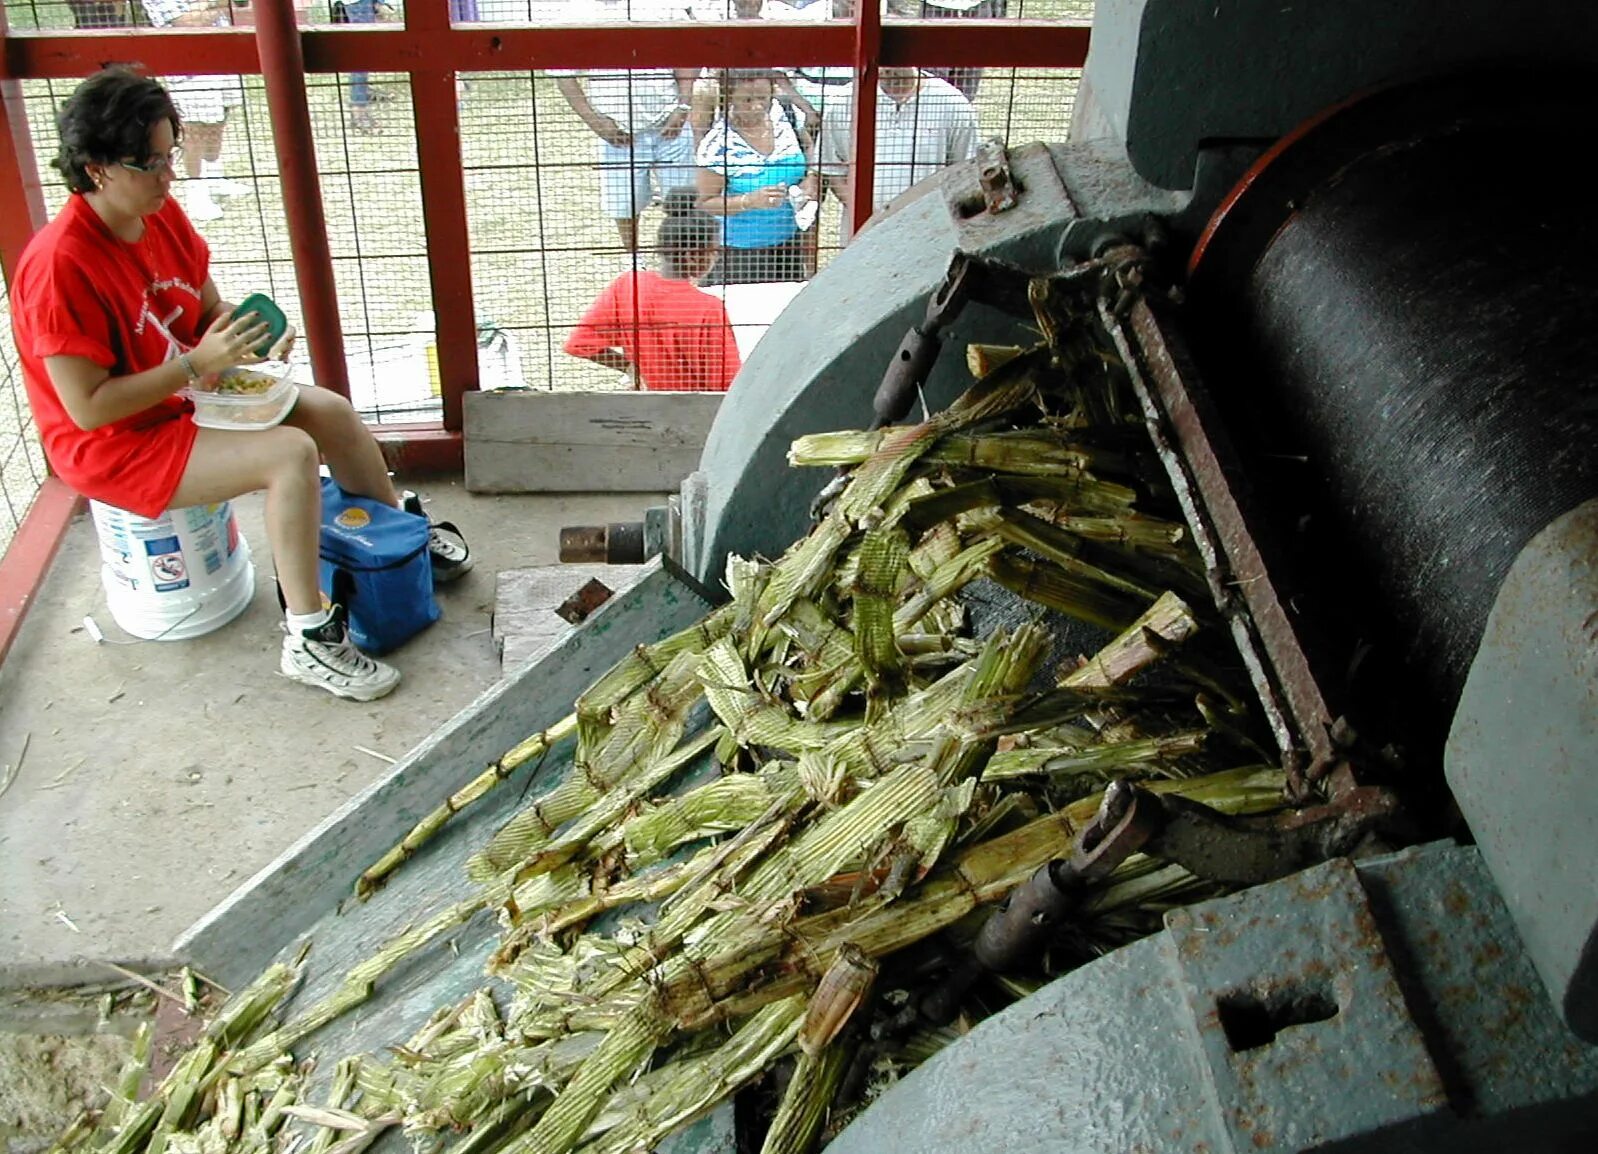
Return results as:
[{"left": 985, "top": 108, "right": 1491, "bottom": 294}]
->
[{"left": 235, "top": 293, "right": 289, "bottom": 358}]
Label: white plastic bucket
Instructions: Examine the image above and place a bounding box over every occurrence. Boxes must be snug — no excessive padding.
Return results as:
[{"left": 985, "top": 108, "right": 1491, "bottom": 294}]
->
[{"left": 89, "top": 501, "right": 255, "bottom": 641}]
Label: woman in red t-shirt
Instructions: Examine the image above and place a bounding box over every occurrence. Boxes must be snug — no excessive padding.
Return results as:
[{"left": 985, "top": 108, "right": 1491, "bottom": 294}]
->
[
  {"left": 564, "top": 190, "right": 742, "bottom": 392},
  {"left": 12, "top": 68, "right": 468, "bottom": 702}
]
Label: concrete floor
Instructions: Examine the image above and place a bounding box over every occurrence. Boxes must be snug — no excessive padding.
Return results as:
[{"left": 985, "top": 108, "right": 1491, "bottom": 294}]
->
[{"left": 0, "top": 481, "right": 664, "bottom": 988}]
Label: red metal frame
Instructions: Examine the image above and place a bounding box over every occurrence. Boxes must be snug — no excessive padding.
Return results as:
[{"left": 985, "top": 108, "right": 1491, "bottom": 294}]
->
[
  {"left": 255, "top": 2, "right": 351, "bottom": 402},
  {"left": 0, "top": 6, "right": 1090, "bottom": 663},
  {"left": 0, "top": 478, "right": 80, "bottom": 669}
]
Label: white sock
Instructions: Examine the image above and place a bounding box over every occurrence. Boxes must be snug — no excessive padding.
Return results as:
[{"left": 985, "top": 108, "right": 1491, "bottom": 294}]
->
[{"left": 286, "top": 607, "right": 332, "bottom": 635}]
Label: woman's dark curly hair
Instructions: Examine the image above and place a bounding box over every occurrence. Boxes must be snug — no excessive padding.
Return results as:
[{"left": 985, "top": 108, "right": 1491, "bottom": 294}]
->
[{"left": 52, "top": 67, "right": 181, "bottom": 194}]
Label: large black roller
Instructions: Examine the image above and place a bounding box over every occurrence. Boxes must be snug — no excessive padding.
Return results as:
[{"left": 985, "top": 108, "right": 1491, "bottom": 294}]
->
[{"left": 1189, "top": 73, "right": 1598, "bottom": 753}]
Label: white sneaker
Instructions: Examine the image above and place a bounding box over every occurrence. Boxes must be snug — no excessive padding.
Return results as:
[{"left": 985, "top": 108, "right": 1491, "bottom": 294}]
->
[
  {"left": 280, "top": 606, "right": 401, "bottom": 701},
  {"left": 401, "top": 492, "right": 474, "bottom": 583}
]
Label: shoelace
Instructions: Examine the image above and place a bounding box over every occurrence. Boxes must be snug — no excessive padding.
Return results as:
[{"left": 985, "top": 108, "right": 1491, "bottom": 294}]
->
[
  {"left": 429, "top": 525, "right": 464, "bottom": 559},
  {"left": 314, "top": 634, "right": 380, "bottom": 676}
]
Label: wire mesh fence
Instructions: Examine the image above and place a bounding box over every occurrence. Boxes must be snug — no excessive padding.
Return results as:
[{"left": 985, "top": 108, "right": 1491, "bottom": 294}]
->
[
  {"left": 0, "top": 1, "right": 1089, "bottom": 545},
  {"left": 0, "top": 284, "right": 50, "bottom": 558}
]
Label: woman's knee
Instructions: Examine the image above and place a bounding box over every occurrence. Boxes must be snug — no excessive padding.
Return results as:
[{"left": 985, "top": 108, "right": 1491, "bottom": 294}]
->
[
  {"left": 291, "top": 386, "right": 367, "bottom": 445},
  {"left": 264, "top": 424, "right": 320, "bottom": 483}
]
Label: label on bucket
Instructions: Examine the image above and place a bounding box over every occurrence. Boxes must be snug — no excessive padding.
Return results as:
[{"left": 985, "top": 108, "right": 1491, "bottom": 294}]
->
[
  {"left": 91, "top": 500, "right": 254, "bottom": 640},
  {"left": 143, "top": 535, "right": 190, "bottom": 592}
]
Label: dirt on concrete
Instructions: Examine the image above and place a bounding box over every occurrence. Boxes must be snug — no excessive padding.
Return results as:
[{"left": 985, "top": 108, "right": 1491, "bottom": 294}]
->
[{"left": 0, "top": 1031, "right": 129, "bottom": 1154}]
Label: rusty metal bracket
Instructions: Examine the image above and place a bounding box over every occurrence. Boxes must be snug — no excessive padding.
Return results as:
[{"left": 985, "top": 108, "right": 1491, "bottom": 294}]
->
[
  {"left": 917, "top": 783, "right": 1160, "bottom": 1024},
  {"left": 974, "top": 138, "right": 1019, "bottom": 215},
  {"left": 1101, "top": 294, "right": 1340, "bottom": 799},
  {"left": 914, "top": 776, "right": 1401, "bottom": 1028},
  {"left": 555, "top": 578, "right": 614, "bottom": 626}
]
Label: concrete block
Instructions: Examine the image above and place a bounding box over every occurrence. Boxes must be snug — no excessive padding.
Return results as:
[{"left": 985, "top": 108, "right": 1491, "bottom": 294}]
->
[
  {"left": 464, "top": 390, "right": 723, "bottom": 493},
  {"left": 493, "top": 563, "right": 647, "bottom": 676}
]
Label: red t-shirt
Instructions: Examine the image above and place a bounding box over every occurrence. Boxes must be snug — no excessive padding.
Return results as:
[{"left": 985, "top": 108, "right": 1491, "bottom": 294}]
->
[
  {"left": 12, "top": 193, "right": 210, "bottom": 518},
  {"left": 564, "top": 271, "right": 741, "bottom": 392}
]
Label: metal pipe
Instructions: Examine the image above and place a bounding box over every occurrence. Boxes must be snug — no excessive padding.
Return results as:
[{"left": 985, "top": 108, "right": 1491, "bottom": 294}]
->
[
  {"left": 559, "top": 523, "right": 646, "bottom": 565},
  {"left": 253, "top": 0, "right": 349, "bottom": 400}
]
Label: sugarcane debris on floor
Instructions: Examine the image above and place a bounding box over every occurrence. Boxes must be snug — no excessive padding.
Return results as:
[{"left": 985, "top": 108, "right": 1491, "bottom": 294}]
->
[{"left": 50, "top": 267, "right": 1364, "bottom": 1154}]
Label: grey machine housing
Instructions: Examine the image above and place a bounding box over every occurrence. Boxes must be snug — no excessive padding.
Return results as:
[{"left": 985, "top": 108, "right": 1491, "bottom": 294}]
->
[{"left": 670, "top": 0, "right": 1598, "bottom": 1149}]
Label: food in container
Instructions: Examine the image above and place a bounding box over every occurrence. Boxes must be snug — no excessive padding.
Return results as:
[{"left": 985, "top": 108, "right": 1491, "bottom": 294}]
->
[{"left": 186, "top": 360, "right": 298, "bottom": 430}]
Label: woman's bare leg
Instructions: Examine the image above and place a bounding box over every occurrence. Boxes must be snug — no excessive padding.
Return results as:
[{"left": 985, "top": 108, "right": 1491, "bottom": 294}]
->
[
  {"left": 280, "top": 385, "right": 400, "bottom": 507},
  {"left": 168, "top": 425, "right": 322, "bottom": 613}
]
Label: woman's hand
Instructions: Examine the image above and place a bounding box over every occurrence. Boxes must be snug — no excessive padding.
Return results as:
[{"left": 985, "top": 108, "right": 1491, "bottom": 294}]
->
[
  {"left": 191, "top": 309, "right": 273, "bottom": 377},
  {"left": 268, "top": 322, "right": 298, "bottom": 363},
  {"left": 741, "top": 184, "right": 789, "bottom": 211},
  {"left": 597, "top": 117, "right": 632, "bottom": 147}
]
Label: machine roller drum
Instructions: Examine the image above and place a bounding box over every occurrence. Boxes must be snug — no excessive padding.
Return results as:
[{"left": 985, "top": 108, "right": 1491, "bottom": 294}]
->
[{"left": 1190, "top": 73, "right": 1598, "bottom": 746}]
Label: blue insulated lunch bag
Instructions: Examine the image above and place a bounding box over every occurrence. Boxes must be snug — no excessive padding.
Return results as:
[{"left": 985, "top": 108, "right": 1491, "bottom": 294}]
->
[{"left": 318, "top": 478, "right": 440, "bottom": 654}]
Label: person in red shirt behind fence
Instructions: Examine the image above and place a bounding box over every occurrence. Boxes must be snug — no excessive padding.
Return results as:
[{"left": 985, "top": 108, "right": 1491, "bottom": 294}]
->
[{"left": 564, "top": 190, "right": 742, "bottom": 392}]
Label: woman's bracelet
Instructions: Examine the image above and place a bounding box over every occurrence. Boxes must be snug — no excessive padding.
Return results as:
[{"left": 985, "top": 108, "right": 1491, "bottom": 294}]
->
[{"left": 178, "top": 352, "right": 201, "bottom": 384}]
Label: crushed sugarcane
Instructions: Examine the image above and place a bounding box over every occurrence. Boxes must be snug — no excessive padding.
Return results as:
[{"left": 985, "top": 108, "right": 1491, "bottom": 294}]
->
[{"left": 67, "top": 265, "right": 1355, "bottom": 1154}]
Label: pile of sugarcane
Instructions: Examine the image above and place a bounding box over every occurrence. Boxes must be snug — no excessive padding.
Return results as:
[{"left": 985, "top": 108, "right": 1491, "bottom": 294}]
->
[{"left": 57, "top": 273, "right": 1298, "bottom": 1154}]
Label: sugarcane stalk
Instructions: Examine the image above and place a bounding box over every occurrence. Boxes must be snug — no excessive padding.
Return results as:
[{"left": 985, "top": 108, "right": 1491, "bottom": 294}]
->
[
  {"left": 583, "top": 997, "right": 807, "bottom": 1154},
  {"left": 975, "top": 507, "right": 1164, "bottom": 603},
  {"left": 507, "top": 1002, "right": 670, "bottom": 1154},
  {"left": 787, "top": 429, "right": 886, "bottom": 467},
  {"left": 701, "top": 638, "right": 856, "bottom": 753},
  {"left": 467, "top": 651, "right": 707, "bottom": 882},
  {"left": 893, "top": 537, "right": 1004, "bottom": 634},
  {"left": 356, "top": 713, "right": 578, "bottom": 899},
  {"left": 94, "top": 1020, "right": 152, "bottom": 1139},
  {"left": 575, "top": 604, "right": 735, "bottom": 729},
  {"left": 986, "top": 551, "right": 1146, "bottom": 632},
  {"left": 302, "top": 1059, "right": 360, "bottom": 1154},
  {"left": 848, "top": 525, "right": 910, "bottom": 703},
  {"left": 144, "top": 1039, "right": 217, "bottom": 1154},
  {"left": 1042, "top": 510, "right": 1191, "bottom": 558},
  {"left": 242, "top": 1080, "right": 298, "bottom": 1148},
  {"left": 99, "top": 1099, "right": 161, "bottom": 1154},
  {"left": 213, "top": 1076, "right": 243, "bottom": 1142},
  {"left": 753, "top": 512, "right": 854, "bottom": 633},
  {"left": 1062, "top": 590, "right": 1200, "bottom": 688},
  {"left": 760, "top": 1039, "right": 851, "bottom": 1154},
  {"left": 41, "top": 1112, "right": 95, "bottom": 1154},
  {"left": 966, "top": 342, "right": 1025, "bottom": 378},
  {"left": 621, "top": 762, "right": 801, "bottom": 866},
  {"left": 926, "top": 432, "right": 1123, "bottom": 478},
  {"left": 900, "top": 474, "right": 1139, "bottom": 537},
  {"left": 229, "top": 898, "right": 485, "bottom": 1075},
  {"left": 982, "top": 730, "right": 1208, "bottom": 782},
  {"left": 507, "top": 726, "right": 723, "bottom": 881}
]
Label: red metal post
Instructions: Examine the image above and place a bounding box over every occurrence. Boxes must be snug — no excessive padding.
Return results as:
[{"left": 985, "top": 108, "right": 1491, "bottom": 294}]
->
[
  {"left": 406, "top": 0, "right": 476, "bottom": 432},
  {"left": 253, "top": 1, "right": 350, "bottom": 400},
  {"left": 849, "top": 0, "right": 882, "bottom": 237},
  {"left": 0, "top": 8, "right": 50, "bottom": 283}
]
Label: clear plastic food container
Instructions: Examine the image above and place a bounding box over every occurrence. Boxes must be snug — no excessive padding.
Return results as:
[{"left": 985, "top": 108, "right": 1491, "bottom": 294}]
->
[{"left": 186, "top": 361, "right": 298, "bottom": 430}]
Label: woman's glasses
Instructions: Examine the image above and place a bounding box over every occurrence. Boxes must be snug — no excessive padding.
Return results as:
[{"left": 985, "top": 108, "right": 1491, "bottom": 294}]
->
[{"left": 119, "top": 147, "right": 182, "bottom": 175}]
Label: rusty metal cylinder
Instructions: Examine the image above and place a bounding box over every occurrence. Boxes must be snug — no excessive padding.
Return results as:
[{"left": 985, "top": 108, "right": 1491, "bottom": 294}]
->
[
  {"left": 559, "top": 521, "right": 646, "bottom": 565},
  {"left": 1188, "top": 73, "right": 1598, "bottom": 750}
]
